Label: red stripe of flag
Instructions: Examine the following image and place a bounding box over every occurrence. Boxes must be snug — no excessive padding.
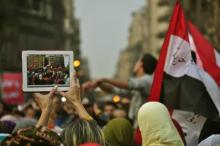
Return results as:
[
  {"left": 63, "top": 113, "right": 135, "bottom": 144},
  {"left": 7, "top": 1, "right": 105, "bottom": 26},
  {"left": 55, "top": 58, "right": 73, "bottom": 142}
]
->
[
  {"left": 188, "top": 22, "right": 220, "bottom": 87},
  {"left": 148, "top": 0, "right": 188, "bottom": 101}
]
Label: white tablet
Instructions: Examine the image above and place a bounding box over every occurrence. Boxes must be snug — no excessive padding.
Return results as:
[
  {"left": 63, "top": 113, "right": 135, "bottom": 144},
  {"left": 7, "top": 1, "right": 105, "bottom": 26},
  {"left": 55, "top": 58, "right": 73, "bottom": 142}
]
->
[{"left": 22, "top": 51, "right": 74, "bottom": 92}]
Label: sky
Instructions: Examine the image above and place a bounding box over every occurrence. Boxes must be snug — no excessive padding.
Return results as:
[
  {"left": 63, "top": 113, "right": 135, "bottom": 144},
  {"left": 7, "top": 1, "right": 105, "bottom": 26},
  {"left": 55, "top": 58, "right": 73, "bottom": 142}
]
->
[{"left": 74, "top": 0, "right": 145, "bottom": 79}]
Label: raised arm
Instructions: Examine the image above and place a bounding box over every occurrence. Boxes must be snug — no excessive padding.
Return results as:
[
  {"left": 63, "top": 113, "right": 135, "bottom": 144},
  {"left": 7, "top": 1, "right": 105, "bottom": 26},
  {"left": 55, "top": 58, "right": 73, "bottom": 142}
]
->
[
  {"left": 59, "top": 73, "right": 93, "bottom": 121},
  {"left": 97, "top": 82, "right": 114, "bottom": 93},
  {"left": 34, "top": 85, "right": 57, "bottom": 127},
  {"left": 97, "top": 78, "right": 129, "bottom": 89}
]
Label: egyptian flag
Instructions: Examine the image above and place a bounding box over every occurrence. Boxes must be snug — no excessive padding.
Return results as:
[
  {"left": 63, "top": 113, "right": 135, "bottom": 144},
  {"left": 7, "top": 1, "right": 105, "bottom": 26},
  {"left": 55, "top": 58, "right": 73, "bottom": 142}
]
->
[
  {"left": 148, "top": 0, "right": 220, "bottom": 121},
  {"left": 188, "top": 22, "right": 220, "bottom": 87}
]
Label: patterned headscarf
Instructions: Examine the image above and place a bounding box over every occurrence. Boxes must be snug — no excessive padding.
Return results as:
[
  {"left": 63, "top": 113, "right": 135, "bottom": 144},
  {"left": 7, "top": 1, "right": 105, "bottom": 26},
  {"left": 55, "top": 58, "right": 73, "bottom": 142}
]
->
[{"left": 1, "top": 126, "right": 62, "bottom": 146}]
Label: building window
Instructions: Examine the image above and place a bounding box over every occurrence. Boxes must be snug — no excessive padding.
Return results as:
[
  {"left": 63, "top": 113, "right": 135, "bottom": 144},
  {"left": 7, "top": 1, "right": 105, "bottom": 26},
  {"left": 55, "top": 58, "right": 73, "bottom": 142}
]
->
[
  {"left": 158, "top": 0, "right": 169, "bottom": 6},
  {"left": 158, "top": 15, "right": 170, "bottom": 22},
  {"left": 157, "top": 31, "right": 166, "bottom": 38},
  {"left": 32, "top": 0, "right": 41, "bottom": 11},
  {"left": 17, "top": 0, "right": 29, "bottom": 9}
]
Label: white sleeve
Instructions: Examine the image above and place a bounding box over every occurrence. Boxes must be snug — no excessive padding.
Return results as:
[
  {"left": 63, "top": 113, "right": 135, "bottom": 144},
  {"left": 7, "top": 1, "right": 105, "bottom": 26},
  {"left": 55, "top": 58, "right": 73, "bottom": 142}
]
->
[{"left": 198, "top": 135, "right": 220, "bottom": 146}]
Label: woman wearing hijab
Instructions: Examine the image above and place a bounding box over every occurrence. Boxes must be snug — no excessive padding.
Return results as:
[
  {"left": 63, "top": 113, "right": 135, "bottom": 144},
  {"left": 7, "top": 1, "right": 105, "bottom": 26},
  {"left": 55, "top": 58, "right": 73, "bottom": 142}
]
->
[
  {"left": 21, "top": 73, "right": 105, "bottom": 146},
  {"left": 137, "top": 102, "right": 184, "bottom": 146},
  {"left": 103, "top": 118, "right": 134, "bottom": 146}
]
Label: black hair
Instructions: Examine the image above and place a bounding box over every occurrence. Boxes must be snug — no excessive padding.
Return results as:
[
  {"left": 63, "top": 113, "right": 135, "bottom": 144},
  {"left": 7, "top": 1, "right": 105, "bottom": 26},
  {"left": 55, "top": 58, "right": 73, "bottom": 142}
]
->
[
  {"left": 104, "top": 101, "right": 116, "bottom": 108},
  {"left": 191, "top": 51, "right": 197, "bottom": 63},
  {"left": 141, "top": 53, "right": 157, "bottom": 74}
]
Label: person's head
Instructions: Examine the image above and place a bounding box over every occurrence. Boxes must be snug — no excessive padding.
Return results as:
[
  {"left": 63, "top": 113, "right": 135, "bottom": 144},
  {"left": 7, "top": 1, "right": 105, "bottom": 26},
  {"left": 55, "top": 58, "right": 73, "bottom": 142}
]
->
[
  {"left": 103, "top": 102, "right": 116, "bottom": 117},
  {"left": 82, "top": 98, "right": 94, "bottom": 116},
  {"left": 113, "top": 108, "right": 127, "bottom": 118},
  {"left": 137, "top": 102, "right": 184, "bottom": 146},
  {"left": 62, "top": 119, "right": 105, "bottom": 146},
  {"left": 0, "top": 120, "right": 16, "bottom": 134},
  {"left": 1, "top": 115, "right": 17, "bottom": 122},
  {"left": 133, "top": 53, "right": 157, "bottom": 76},
  {"left": 24, "top": 105, "right": 36, "bottom": 119},
  {"left": 103, "top": 118, "right": 133, "bottom": 146}
]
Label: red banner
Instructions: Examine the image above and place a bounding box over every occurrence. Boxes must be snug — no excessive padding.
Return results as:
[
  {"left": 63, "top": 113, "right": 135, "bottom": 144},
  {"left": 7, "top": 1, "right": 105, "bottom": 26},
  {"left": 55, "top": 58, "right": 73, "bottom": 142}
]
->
[{"left": 1, "top": 73, "right": 24, "bottom": 105}]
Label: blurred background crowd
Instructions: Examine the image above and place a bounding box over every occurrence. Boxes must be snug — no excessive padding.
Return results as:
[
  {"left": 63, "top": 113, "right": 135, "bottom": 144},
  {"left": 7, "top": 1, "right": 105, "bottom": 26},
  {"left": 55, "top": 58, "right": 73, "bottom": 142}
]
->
[{"left": 0, "top": 0, "right": 220, "bottom": 146}]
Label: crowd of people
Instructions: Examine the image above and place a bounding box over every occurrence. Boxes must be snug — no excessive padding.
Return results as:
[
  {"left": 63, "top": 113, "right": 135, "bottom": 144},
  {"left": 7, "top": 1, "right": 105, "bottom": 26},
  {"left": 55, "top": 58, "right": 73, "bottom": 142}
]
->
[
  {"left": 0, "top": 53, "right": 219, "bottom": 146},
  {"left": 27, "top": 65, "right": 70, "bottom": 85}
]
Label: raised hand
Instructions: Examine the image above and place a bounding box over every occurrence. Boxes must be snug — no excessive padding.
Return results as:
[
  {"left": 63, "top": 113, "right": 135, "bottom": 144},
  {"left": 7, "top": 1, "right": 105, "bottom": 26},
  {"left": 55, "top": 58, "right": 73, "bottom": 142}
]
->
[
  {"left": 33, "top": 85, "right": 58, "bottom": 112},
  {"left": 58, "top": 72, "right": 93, "bottom": 120},
  {"left": 34, "top": 85, "right": 58, "bottom": 127},
  {"left": 59, "top": 72, "right": 81, "bottom": 104}
]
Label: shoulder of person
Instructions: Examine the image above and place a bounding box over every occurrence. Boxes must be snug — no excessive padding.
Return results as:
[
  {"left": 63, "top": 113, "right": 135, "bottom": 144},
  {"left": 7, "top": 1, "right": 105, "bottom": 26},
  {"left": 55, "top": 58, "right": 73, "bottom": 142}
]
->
[{"left": 137, "top": 74, "right": 152, "bottom": 82}]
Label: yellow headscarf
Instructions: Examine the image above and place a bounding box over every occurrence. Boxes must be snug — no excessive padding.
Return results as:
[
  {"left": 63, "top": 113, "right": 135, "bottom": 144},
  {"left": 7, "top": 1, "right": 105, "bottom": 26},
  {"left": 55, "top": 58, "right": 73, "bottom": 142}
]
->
[{"left": 137, "top": 102, "right": 184, "bottom": 146}]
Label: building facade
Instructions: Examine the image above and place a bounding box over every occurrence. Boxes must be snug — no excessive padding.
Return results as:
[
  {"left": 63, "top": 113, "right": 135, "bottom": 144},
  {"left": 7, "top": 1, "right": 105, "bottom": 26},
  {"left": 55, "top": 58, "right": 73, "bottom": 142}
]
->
[
  {"left": 27, "top": 55, "right": 65, "bottom": 69},
  {"left": 114, "top": 7, "right": 147, "bottom": 81},
  {"left": 115, "top": 0, "right": 220, "bottom": 81},
  {"left": 115, "top": 0, "right": 170, "bottom": 80},
  {"left": 183, "top": 0, "right": 220, "bottom": 51},
  {"left": 0, "top": 0, "right": 80, "bottom": 72},
  {"left": 0, "top": 0, "right": 91, "bottom": 102},
  {"left": 147, "top": 0, "right": 170, "bottom": 57}
]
